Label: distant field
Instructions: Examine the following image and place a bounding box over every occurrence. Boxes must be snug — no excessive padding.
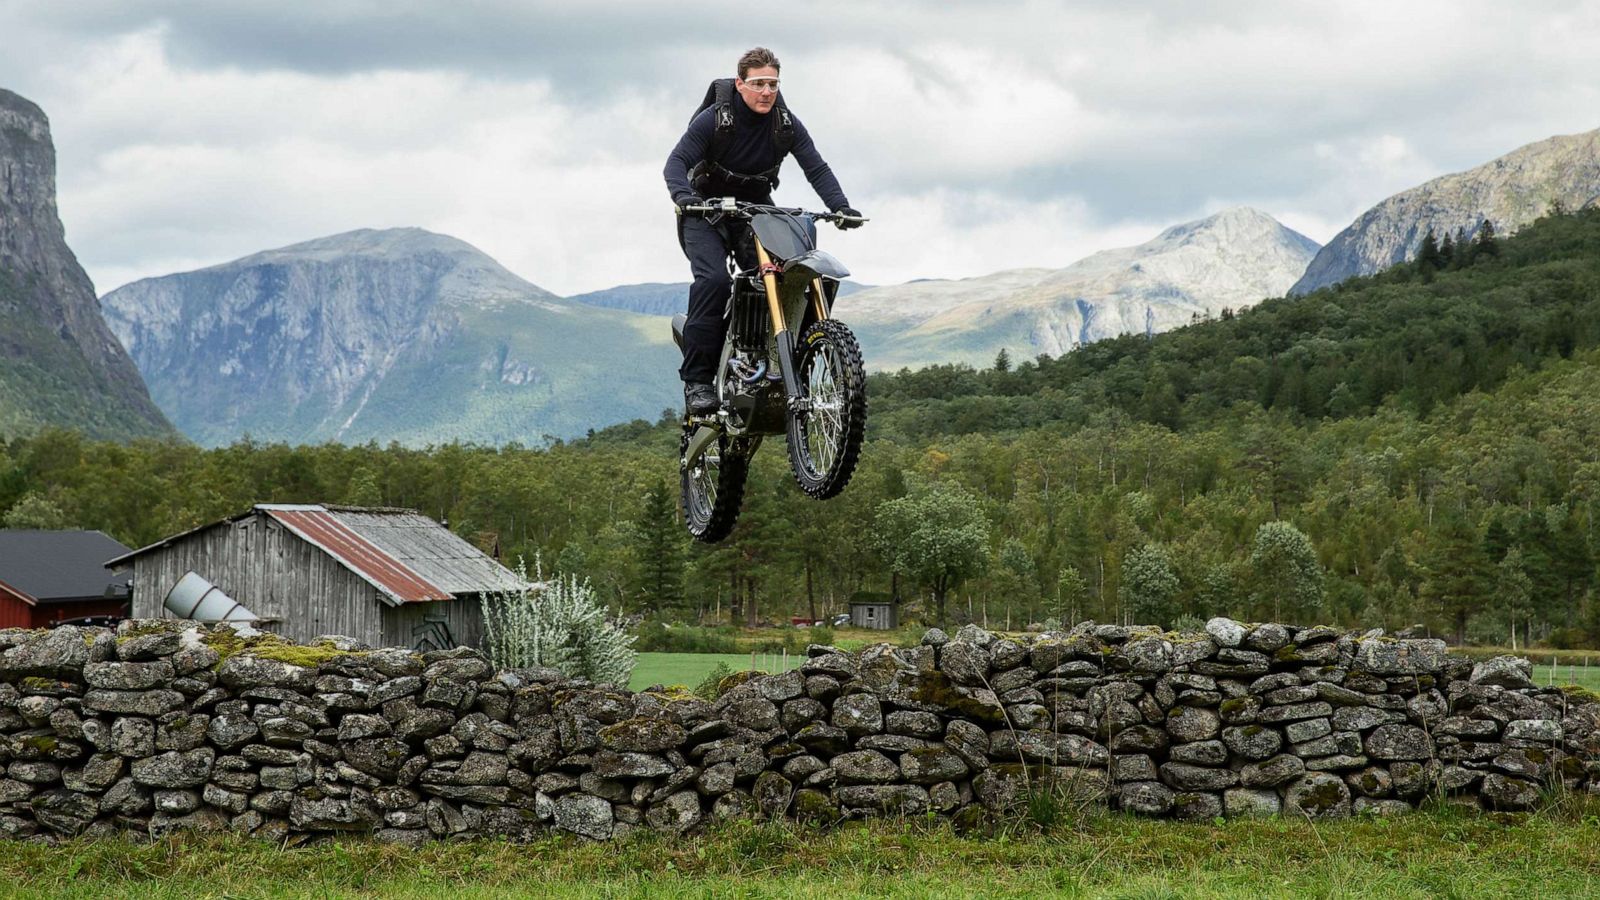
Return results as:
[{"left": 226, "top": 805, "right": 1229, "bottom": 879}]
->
[{"left": 1534, "top": 662, "right": 1600, "bottom": 692}]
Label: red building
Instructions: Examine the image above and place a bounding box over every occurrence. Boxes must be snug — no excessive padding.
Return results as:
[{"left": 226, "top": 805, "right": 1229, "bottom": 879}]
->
[{"left": 0, "top": 530, "right": 133, "bottom": 628}]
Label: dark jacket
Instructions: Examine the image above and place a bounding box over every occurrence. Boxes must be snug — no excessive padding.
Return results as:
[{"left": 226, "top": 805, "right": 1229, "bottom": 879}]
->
[{"left": 664, "top": 91, "right": 849, "bottom": 210}]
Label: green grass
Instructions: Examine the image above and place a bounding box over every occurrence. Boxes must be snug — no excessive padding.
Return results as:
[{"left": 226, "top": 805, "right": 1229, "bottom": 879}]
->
[
  {"left": 5, "top": 808, "right": 1600, "bottom": 898},
  {"left": 629, "top": 652, "right": 803, "bottom": 691},
  {"left": 1533, "top": 662, "right": 1600, "bottom": 693}
]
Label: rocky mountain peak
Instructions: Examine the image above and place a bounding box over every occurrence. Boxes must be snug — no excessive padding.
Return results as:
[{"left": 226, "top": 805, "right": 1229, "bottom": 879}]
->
[
  {"left": 1292, "top": 127, "right": 1600, "bottom": 294},
  {"left": 0, "top": 88, "right": 172, "bottom": 440}
]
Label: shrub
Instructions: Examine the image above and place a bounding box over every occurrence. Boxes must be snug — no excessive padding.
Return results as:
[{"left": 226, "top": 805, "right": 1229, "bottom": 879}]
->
[
  {"left": 694, "top": 662, "right": 734, "bottom": 701},
  {"left": 481, "top": 556, "right": 636, "bottom": 686}
]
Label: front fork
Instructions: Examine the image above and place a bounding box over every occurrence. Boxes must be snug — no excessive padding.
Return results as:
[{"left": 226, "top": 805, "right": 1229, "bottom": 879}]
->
[
  {"left": 685, "top": 241, "right": 828, "bottom": 470},
  {"left": 754, "top": 238, "right": 830, "bottom": 409}
]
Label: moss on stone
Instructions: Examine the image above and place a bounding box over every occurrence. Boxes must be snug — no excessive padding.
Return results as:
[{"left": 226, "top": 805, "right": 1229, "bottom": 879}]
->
[
  {"left": 1219, "top": 698, "right": 1252, "bottom": 718},
  {"left": 1560, "top": 684, "right": 1600, "bottom": 705},
  {"left": 22, "top": 734, "right": 58, "bottom": 753},
  {"left": 201, "top": 630, "right": 365, "bottom": 669},
  {"left": 18, "top": 676, "right": 58, "bottom": 692}
]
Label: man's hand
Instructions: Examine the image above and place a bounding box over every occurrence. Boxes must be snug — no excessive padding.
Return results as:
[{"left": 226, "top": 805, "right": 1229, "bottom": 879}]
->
[
  {"left": 834, "top": 206, "right": 864, "bottom": 229},
  {"left": 675, "top": 193, "right": 705, "bottom": 212}
]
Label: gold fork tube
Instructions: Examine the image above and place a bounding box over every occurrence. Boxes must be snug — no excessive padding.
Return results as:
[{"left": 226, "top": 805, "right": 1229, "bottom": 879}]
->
[
  {"left": 755, "top": 238, "right": 786, "bottom": 336},
  {"left": 811, "top": 278, "right": 830, "bottom": 322}
]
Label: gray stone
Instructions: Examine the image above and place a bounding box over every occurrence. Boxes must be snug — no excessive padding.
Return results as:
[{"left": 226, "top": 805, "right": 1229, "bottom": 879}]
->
[
  {"left": 1304, "top": 754, "right": 1368, "bottom": 771},
  {"left": 1114, "top": 636, "right": 1171, "bottom": 673},
  {"left": 833, "top": 750, "right": 899, "bottom": 784},
  {"left": 157, "top": 714, "right": 210, "bottom": 752},
  {"left": 1352, "top": 639, "right": 1447, "bottom": 675},
  {"left": 84, "top": 689, "right": 185, "bottom": 717},
  {"left": 1113, "top": 754, "right": 1159, "bottom": 782},
  {"left": 1347, "top": 766, "right": 1393, "bottom": 797},
  {"left": 83, "top": 660, "right": 174, "bottom": 690},
  {"left": 955, "top": 624, "right": 995, "bottom": 647},
  {"left": 989, "top": 730, "right": 1108, "bottom": 766},
  {"left": 1172, "top": 791, "right": 1224, "bottom": 821},
  {"left": 920, "top": 628, "right": 950, "bottom": 647},
  {"left": 1469, "top": 656, "right": 1535, "bottom": 689},
  {"left": 831, "top": 693, "right": 883, "bottom": 737},
  {"left": 29, "top": 789, "right": 98, "bottom": 835},
  {"left": 1504, "top": 719, "right": 1562, "bottom": 743},
  {"left": 1108, "top": 725, "right": 1169, "bottom": 754},
  {"left": 1244, "top": 623, "right": 1292, "bottom": 652},
  {"left": 646, "top": 789, "right": 703, "bottom": 832},
  {"left": 1169, "top": 740, "right": 1228, "bottom": 766},
  {"left": 555, "top": 794, "right": 615, "bottom": 840},
  {"left": 899, "top": 747, "right": 969, "bottom": 784},
  {"left": 1, "top": 626, "right": 90, "bottom": 677},
  {"left": 1285, "top": 718, "right": 1332, "bottom": 744},
  {"left": 991, "top": 639, "right": 1028, "bottom": 670},
  {"left": 724, "top": 697, "right": 780, "bottom": 732},
  {"left": 938, "top": 640, "right": 990, "bottom": 685},
  {"left": 290, "top": 794, "right": 381, "bottom": 830},
  {"left": 1364, "top": 725, "right": 1431, "bottom": 761},
  {"left": 1481, "top": 773, "right": 1540, "bottom": 810},
  {"left": 1259, "top": 701, "right": 1333, "bottom": 724},
  {"left": 63, "top": 753, "right": 122, "bottom": 792},
  {"left": 1165, "top": 706, "right": 1221, "bottom": 742},
  {"left": 1119, "top": 781, "right": 1174, "bottom": 816},
  {"left": 757, "top": 669, "right": 805, "bottom": 703},
  {"left": 1240, "top": 754, "right": 1306, "bottom": 788},
  {"left": 592, "top": 751, "right": 675, "bottom": 780},
  {"left": 1352, "top": 798, "right": 1414, "bottom": 816},
  {"left": 1224, "top": 787, "right": 1281, "bottom": 817},
  {"left": 1159, "top": 762, "right": 1237, "bottom": 791},
  {"left": 153, "top": 788, "right": 201, "bottom": 814},
  {"left": 752, "top": 771, "right": 793, "bottom": 819},
  {"left": 217, "top": 654, "right": 315, "bottom": 691},
  {"left": 337, "top": 714, "right": 392, "bottom": 741},
  {"left": 1222, "top": 725, "right": 1282, "bottom": 761},
  {"left": 835, "top": 784, "right": 931, "bottom": 815},
  {"left": 886, "top": 710, "right": 942, "bottom": 738},
  {"left": 344, "top": 738, "right": 411, "bottom": 778},
  {"left": 1205, "top": 617, "right": 1247, "bottom": 648},
  {"left": 1284, "top": 772, "right": 1352, "bottom": 819},
  {"left": 1332, "top": 706, "right": 1406, "bottom": 732},
  {"left": 131, "top": 749, "right": 214, "bottom": 789}
]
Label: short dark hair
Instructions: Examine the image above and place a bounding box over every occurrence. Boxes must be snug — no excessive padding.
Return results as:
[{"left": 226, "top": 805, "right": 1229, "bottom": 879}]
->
[{"left": 738, "top": 47, "right": 780, "bottom": 80}]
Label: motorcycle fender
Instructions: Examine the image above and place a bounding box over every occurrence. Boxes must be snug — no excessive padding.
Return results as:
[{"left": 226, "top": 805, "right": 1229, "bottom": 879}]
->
[
  {"left": 780, "top": 249, "right": 850, "bottom": 281},
  {"left": 683, "top": 425, "right": 718, "bottom": 468},
  {"left": 670, "top": 314, "right": 688, "bottom": 352}
]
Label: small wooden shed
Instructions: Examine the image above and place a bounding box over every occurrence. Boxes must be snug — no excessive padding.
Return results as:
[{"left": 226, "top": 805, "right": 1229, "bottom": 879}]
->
[
  {"left": 106, "top": 504, "right": 522, "bottom": 651},
  {"left": 849, "top": 599, "right": 898, "bottom": 630}
]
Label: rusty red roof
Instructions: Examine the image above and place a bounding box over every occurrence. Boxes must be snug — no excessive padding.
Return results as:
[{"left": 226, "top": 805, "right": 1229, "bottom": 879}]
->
[{"left": 260, "top": 505, "right": 452, "bottom": 604}]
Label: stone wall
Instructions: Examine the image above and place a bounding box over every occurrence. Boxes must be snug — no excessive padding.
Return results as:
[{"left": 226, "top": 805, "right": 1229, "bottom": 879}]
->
[{"left": 1, "top": 618, "right": 1597, "bottom": 842}]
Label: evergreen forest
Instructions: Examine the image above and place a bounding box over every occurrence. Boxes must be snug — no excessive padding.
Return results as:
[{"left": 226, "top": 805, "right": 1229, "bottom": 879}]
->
[{"left": 7, "top": 209, "right": 1600, "bottom": 647}]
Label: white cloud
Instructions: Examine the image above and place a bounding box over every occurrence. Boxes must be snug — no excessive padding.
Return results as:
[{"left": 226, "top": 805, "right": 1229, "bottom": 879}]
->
[{"left": 3, "top": 1, "right": 1599, "bottom": 296}]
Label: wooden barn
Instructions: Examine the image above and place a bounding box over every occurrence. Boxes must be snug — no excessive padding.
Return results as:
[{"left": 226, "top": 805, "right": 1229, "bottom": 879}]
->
[
  {"left": 0, "top": 530, "right": 134, "bottom": 628},
  {"left": 106, "top": 504, "right": 522, "bottom": 651}
]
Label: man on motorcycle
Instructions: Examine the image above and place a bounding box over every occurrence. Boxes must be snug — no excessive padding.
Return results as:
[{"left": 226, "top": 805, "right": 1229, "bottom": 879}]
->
[{"left": 664, "top": 46, "right": 862, "bottom": 416}]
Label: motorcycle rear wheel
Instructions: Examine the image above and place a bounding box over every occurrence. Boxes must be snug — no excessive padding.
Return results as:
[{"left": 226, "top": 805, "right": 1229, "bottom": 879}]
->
[
  {"left": 787, "top": 319, "right": 867, "bottom": 499},
  {"left": 680, "top": 428, "right": 751, "bottom": 542}
]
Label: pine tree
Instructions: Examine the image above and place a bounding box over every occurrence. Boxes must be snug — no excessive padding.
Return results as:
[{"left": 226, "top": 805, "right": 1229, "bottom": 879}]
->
[
  {"left": 1439, "top": 231, "right": 1456, "bottom": 268},
  {"left": 1120, "top": 543, "right": 1179, "bottom": 627},
  {"left": 633, "top": 481, "right": 683, "bottom": 615},
  {"left": 993, "top": 348, "right": 1012, "bottom": 373},
  {"left": 1248, "top": 521, "right": 1324, "bottom": 622},
  {"left": 1475, "top": 219, "right": 1500, "bottom": 259},
  {"left": 1417, "top": 228, "right": 1443, "bottom": 272}
]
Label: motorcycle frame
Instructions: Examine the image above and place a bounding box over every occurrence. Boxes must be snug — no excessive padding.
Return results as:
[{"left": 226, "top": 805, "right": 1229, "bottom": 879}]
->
[{"left": 683, "top": 233, "right": 835, "bottom": 469}]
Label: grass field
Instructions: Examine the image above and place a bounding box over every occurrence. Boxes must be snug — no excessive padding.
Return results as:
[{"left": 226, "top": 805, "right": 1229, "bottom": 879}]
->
[
  {"left": 629, "top": 651, "right": 803, "bottom": 692},
  {"left": 5, "top": 806, "right": 1599, "bottom": 898}
]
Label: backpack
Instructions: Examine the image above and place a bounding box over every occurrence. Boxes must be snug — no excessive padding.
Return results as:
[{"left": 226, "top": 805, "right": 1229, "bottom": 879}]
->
[{"left": 687, "top": 77, "right": 796, "bottom": 196}]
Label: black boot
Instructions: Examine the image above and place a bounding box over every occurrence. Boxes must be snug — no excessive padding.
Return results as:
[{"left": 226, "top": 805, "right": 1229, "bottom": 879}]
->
[{"left": 684, "top": 382, "right": 719, "bottom": 416}]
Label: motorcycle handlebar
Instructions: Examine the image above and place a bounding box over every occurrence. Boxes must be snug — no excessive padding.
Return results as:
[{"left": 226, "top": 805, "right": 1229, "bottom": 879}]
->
[{"left": 679, "top": 198, "right": 868, "bottom": 226}]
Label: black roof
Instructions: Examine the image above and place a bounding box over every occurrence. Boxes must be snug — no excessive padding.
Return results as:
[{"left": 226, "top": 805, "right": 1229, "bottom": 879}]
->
[{"left": 0, "top": 530, "right": 133, "bottom": 603}]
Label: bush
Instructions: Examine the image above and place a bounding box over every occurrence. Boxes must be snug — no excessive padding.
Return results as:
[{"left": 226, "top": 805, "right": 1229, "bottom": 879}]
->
[
  {"left": 632, "top": 623, "right": 740, "bottom": 654},
  {"left": 694, "top": 662, "right": 734, "bottom": 701},
  {"left": 481, "top": 557, "right": 636, "bottom": 686}
]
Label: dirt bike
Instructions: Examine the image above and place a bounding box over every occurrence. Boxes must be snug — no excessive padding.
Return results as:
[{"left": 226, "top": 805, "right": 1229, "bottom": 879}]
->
[{"left": 671, "top": 198, "right": 868, "bottom": 542}]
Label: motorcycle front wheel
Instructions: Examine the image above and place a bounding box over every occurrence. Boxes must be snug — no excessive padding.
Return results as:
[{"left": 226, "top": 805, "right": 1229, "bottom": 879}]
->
[
  {"left": 787, "top": 319, "right": 867, "bottom": 499},
  {"left": 680, "top": 428, "right": 752, "bottom": 542}
]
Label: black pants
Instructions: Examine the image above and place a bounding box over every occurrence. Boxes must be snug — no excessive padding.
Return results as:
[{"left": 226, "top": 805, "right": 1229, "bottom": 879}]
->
[{"left": 677, "top": 215, "right": 752, "bottom": 385}]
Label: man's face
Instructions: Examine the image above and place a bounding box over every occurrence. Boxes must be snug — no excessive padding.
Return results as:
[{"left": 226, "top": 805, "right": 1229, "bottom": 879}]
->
[{"left": 736, "top": 65, "right": 780, "bottom": 114}]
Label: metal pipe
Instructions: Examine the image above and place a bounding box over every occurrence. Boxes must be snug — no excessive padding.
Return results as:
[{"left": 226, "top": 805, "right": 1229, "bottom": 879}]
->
[{"left": 164, "top": 571, "right": 259, "bottom": 622}]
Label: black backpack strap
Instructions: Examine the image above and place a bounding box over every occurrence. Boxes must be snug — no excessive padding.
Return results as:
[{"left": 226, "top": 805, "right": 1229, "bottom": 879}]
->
[
  {"left": 706, "top": 78, "right": 737, "bottom": 164},
  {"left": 771, "top": 95, "right": 795, "bottom": 156}
]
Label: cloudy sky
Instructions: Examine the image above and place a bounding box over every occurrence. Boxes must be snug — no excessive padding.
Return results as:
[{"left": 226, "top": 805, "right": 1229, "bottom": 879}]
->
[{"left": 2, "top": 0, "right": 1598, "bottom": 296}]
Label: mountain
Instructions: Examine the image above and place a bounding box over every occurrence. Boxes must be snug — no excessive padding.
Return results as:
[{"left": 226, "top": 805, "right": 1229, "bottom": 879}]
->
[
  {"left": 1291, "top": 128, "right": 1600, "bottom": 295},
  {"left": 101, "top": 228, "right": 681, "bottom": 447},
  {"left": 569, "top": 280, "right": 871, "bottom": 316},
  {"left": 836, "top": 207, "right": 1319, "bottom": 370},
  {"left": 0, "top": 89, "right": 173, "bottom": 441}
]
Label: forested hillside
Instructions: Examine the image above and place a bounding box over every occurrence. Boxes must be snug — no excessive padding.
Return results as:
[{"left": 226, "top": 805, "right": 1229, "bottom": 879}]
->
[{"left": 5, "top": 210, "right": 1600, "bottom": 648}]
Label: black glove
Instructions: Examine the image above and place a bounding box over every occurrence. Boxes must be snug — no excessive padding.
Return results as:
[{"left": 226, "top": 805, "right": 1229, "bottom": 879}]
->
[
  {"left": 834, "top": 206, "right": 864, "bottom": 229},
  {"left": 674, "top": 193, "right": 705, "bottom": 213}
]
